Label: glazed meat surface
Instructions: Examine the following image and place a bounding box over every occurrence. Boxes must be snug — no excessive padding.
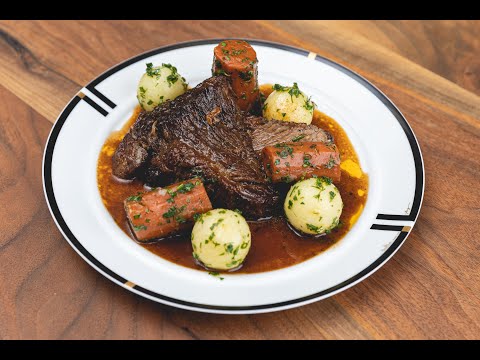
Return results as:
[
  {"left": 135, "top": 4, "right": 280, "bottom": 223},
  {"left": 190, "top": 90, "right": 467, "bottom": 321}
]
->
[
  {"left": 112, "top": 76, "right": 335, "bottom": 218},
  {"left": 113, "top": 76, "right": 278, "bottom": 218}
]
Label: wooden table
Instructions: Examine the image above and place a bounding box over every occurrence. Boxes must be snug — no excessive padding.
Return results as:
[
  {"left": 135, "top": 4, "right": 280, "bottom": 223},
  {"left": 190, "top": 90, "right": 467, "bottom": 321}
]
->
[{"left": 0, "top": 20, "right": 479, "bottom": 340}]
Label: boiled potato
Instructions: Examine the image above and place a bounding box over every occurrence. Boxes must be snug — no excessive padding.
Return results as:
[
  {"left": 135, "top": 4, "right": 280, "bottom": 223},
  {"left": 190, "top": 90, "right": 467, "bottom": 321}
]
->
[
  {"left": 284, "top": 177, "right": 343, "bottom": 235},
  {"left": 263, "top": 83, "right": 314, "bottom": 125},
  {"left": 191, "top": 209, "right": 251, "bottom": 271},
  {"left": 137, "top": 63, "right": 188, "bottom": 111}
]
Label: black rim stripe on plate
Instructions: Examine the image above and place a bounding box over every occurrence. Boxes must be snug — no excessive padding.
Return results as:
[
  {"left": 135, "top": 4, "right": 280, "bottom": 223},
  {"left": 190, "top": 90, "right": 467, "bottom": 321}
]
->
[
  {"left": 371, "top": 224, "right": 405, "bottom": 232},
  {"left": 44, "top": 95, "right": 126, "bottom": 283},
  {"left": 44, "top": 39, "right": 424, "bottom": 312},
  {"left": 81, "top": 94, "right": 109, "bottom": 117},
  {"left": 85, "top": 84, "right": 117, "bottom": 109}
]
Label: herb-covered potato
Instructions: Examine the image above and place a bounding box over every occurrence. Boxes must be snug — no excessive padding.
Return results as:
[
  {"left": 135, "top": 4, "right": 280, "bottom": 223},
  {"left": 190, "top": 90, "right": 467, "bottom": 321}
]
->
[
  {"left": 262, "top": 83, "right": 315, "bottom": 125},
  {"left": 284, "top": 177, "right": 343, "bottom": 235},
  {"left": 191, "top": 209, "right": 251, "bottom": 271},
  {"left": 137, "top": 63, "right": 188, "bottom": 111}
]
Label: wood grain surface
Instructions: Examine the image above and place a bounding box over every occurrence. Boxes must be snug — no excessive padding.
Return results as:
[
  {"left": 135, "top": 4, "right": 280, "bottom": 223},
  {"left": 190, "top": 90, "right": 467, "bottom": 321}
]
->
[{"left": 0, "top": 20, "right": 478, "bottom": 340}]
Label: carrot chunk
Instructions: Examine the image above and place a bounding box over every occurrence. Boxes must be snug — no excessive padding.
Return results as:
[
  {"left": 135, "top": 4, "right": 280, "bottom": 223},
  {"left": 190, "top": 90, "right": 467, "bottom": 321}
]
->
[
  {"left": 124, "top": 179, "right": 212, "bottom": 242},
  {"left": 262, "top": 142, "right": 341, "bottom": 183},
  {"left": 212, "top": 40, "right": 259, "bottom": 111}
]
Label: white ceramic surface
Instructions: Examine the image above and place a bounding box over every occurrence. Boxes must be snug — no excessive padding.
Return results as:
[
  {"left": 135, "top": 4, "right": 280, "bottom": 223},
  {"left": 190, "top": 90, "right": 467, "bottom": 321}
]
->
[{"left": 43, "top": 39, "right": 424, "bottom": 314}]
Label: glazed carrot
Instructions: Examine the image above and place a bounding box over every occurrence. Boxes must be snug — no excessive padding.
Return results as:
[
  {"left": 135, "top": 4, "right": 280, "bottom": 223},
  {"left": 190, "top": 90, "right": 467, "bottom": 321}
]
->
[
  {"left": 212, "top": 40, "right": 259, "bottom": 111},
  {"left": 124, "top": 179, "right": 212, "bottom": 242},
  {"left": 262, "top": 142, "right": 341, "bottom": 183}
]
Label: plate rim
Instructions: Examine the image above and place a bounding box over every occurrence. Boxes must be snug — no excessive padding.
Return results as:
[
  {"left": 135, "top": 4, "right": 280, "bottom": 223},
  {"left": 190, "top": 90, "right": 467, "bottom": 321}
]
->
[{"left": 42, "top": 38, "right": 425, "bottom": 314}]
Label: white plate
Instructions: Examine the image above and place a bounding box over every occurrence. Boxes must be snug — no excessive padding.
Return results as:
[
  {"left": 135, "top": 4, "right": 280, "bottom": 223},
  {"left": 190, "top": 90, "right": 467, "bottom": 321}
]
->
[{"left": 43, "top": 39, "right": 424, "bottom": 314}]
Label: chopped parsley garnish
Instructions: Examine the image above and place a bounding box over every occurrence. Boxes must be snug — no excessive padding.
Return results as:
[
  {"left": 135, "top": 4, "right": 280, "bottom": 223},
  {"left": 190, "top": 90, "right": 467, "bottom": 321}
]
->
[
  {"left": 176, "top": 216, "right": 187, "bottom": 224},
  {"left": 162, "top": 206, "right": 178, "bottom": 219},
  {"left": 233, "top": 246, "right": 240, "bottom": 256},
  {"left": 145, "top": 63, "right": 186, "bottom": 88},
  {"left": 320, "top": 176, "right": 332, "bottom": 185},
  {"left": 314, "top": 177, "right": 325, "bottom": 190},
  {"left": 274, "top": 143, "right": 294, "bottom": 159},
  {"left": 281, "top": 175, "right": 293, "bottom": 183},
  {"left": 306, "top": 223, "right": 322, "bottom": 233},
  {"left": 147, "top": 99, "right": 153, "bottom": 105},
  {"left": 145, "top": 63, "right": 161, "bottom": 77},
  {"left": 231, "top": 49, "right": 246, "bottom": 55},
  {"left": 288, "top": 200, "right": 293, "bottom": 209},
  {"left": 162, "top": 63, "right": 176, "bottom": 72},
  {"left": 304, "top": 97, "right": 315, "bottom": 111},
  {"left": 220, "top": 41, "right": 227, "bottom": 47},
  {"left": 332, "top": 217, "right": 339, "bottom": 228},
  {"left": 208, "top": 271, "right": 224, "bottom": 280},
  {"left": 226, "top": 260, "right": 239, "bottom": 268},
  {"left": 274, "top": 159, "right": 280, "bottom": 166},
  {"left": 133, "top": 214, "right": 141, "bottom": 219},
  {"left": 226, "top": 243, "right": 234, "bottom": 253},
  {"left": 213, "top": 69, "right": 230, "bottom": 77},
  {"left": 329, "top": 191, "right": 336, "bottom": 201},
  {"left": 163, "top": 63, "right": 181, "bottom": 87},
  {"left": 272, "top": 82, "right": 302, "bottom": 102},
  {"left": 303, "top": 154, "right": 313, "bottom": 168},
  {"left": 193, "top": 213, "right": 202, "bottom": 222},
  {"left": 234, "top": 209, "right": 242, "bottom": 215},
  {"left": 176, "top": 182, "right": 196, "bottom": 194},
  {"left": 126, "top": 194, "right": 142, "bottom": 202},
  {"left": 272, "top": 84, "right": 287, "bottom": 91},
  {"left": 324, "top": 155, "right": 337, "bottom": 169},
  {"left": 239, "top": 70, "right": 253, "bottom": 82},
  {"left": 210, "top": 218, "right": 224, "bottom": 231},
  {"left": 288, "top": 82, "right": 301, "bottom": 100},
  {"left": 166, "top": 182, "right": 197, "bottom": 203},
  {"left": 292, "top": 134, "right": 305, "bottom": 142},
  {"left": 166, "top": 73, "right": 179, "bottom": 86},
  {"left": 133, "top": 225, "right": 147, "bottom": 232},
  {"left": 162, "top": 205, "right": 186, "bottom": 221}
]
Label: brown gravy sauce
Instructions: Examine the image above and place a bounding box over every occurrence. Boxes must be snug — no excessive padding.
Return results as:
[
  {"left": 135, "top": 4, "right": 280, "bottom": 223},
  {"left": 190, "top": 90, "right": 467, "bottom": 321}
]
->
[{"left": 97, "top": 85, "right": 369, "bottom": 273}]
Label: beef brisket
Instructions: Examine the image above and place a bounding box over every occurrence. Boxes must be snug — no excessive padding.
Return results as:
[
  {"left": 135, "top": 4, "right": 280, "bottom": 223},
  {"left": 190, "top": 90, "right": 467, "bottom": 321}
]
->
[
  {"left": 245, "top": 116, "right": 334, "bottom": 153},
  {"left": 112, "top": 76, "right": 278, "bottom": 218}
]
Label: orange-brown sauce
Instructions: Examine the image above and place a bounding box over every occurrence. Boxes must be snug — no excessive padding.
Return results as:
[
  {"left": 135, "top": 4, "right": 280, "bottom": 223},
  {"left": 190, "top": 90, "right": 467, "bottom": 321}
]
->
[{"left": 97, "top": 86, "right": 369, "bottom": 273}]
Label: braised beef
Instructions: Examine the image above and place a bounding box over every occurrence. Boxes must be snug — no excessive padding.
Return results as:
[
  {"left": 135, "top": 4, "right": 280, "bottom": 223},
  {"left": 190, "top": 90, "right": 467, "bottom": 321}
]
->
[
  {"left": 112, "top": 76, "right": 278, "bottom": 218},
  {"left": 245, "top": 116, "right": 333, "bottom": 153}
]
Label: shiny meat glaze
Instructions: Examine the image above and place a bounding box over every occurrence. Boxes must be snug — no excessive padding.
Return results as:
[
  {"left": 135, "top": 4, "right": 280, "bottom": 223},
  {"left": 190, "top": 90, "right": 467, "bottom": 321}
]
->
[{"left": 112, "top": 76, "right": 278, "bottom": 218}]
